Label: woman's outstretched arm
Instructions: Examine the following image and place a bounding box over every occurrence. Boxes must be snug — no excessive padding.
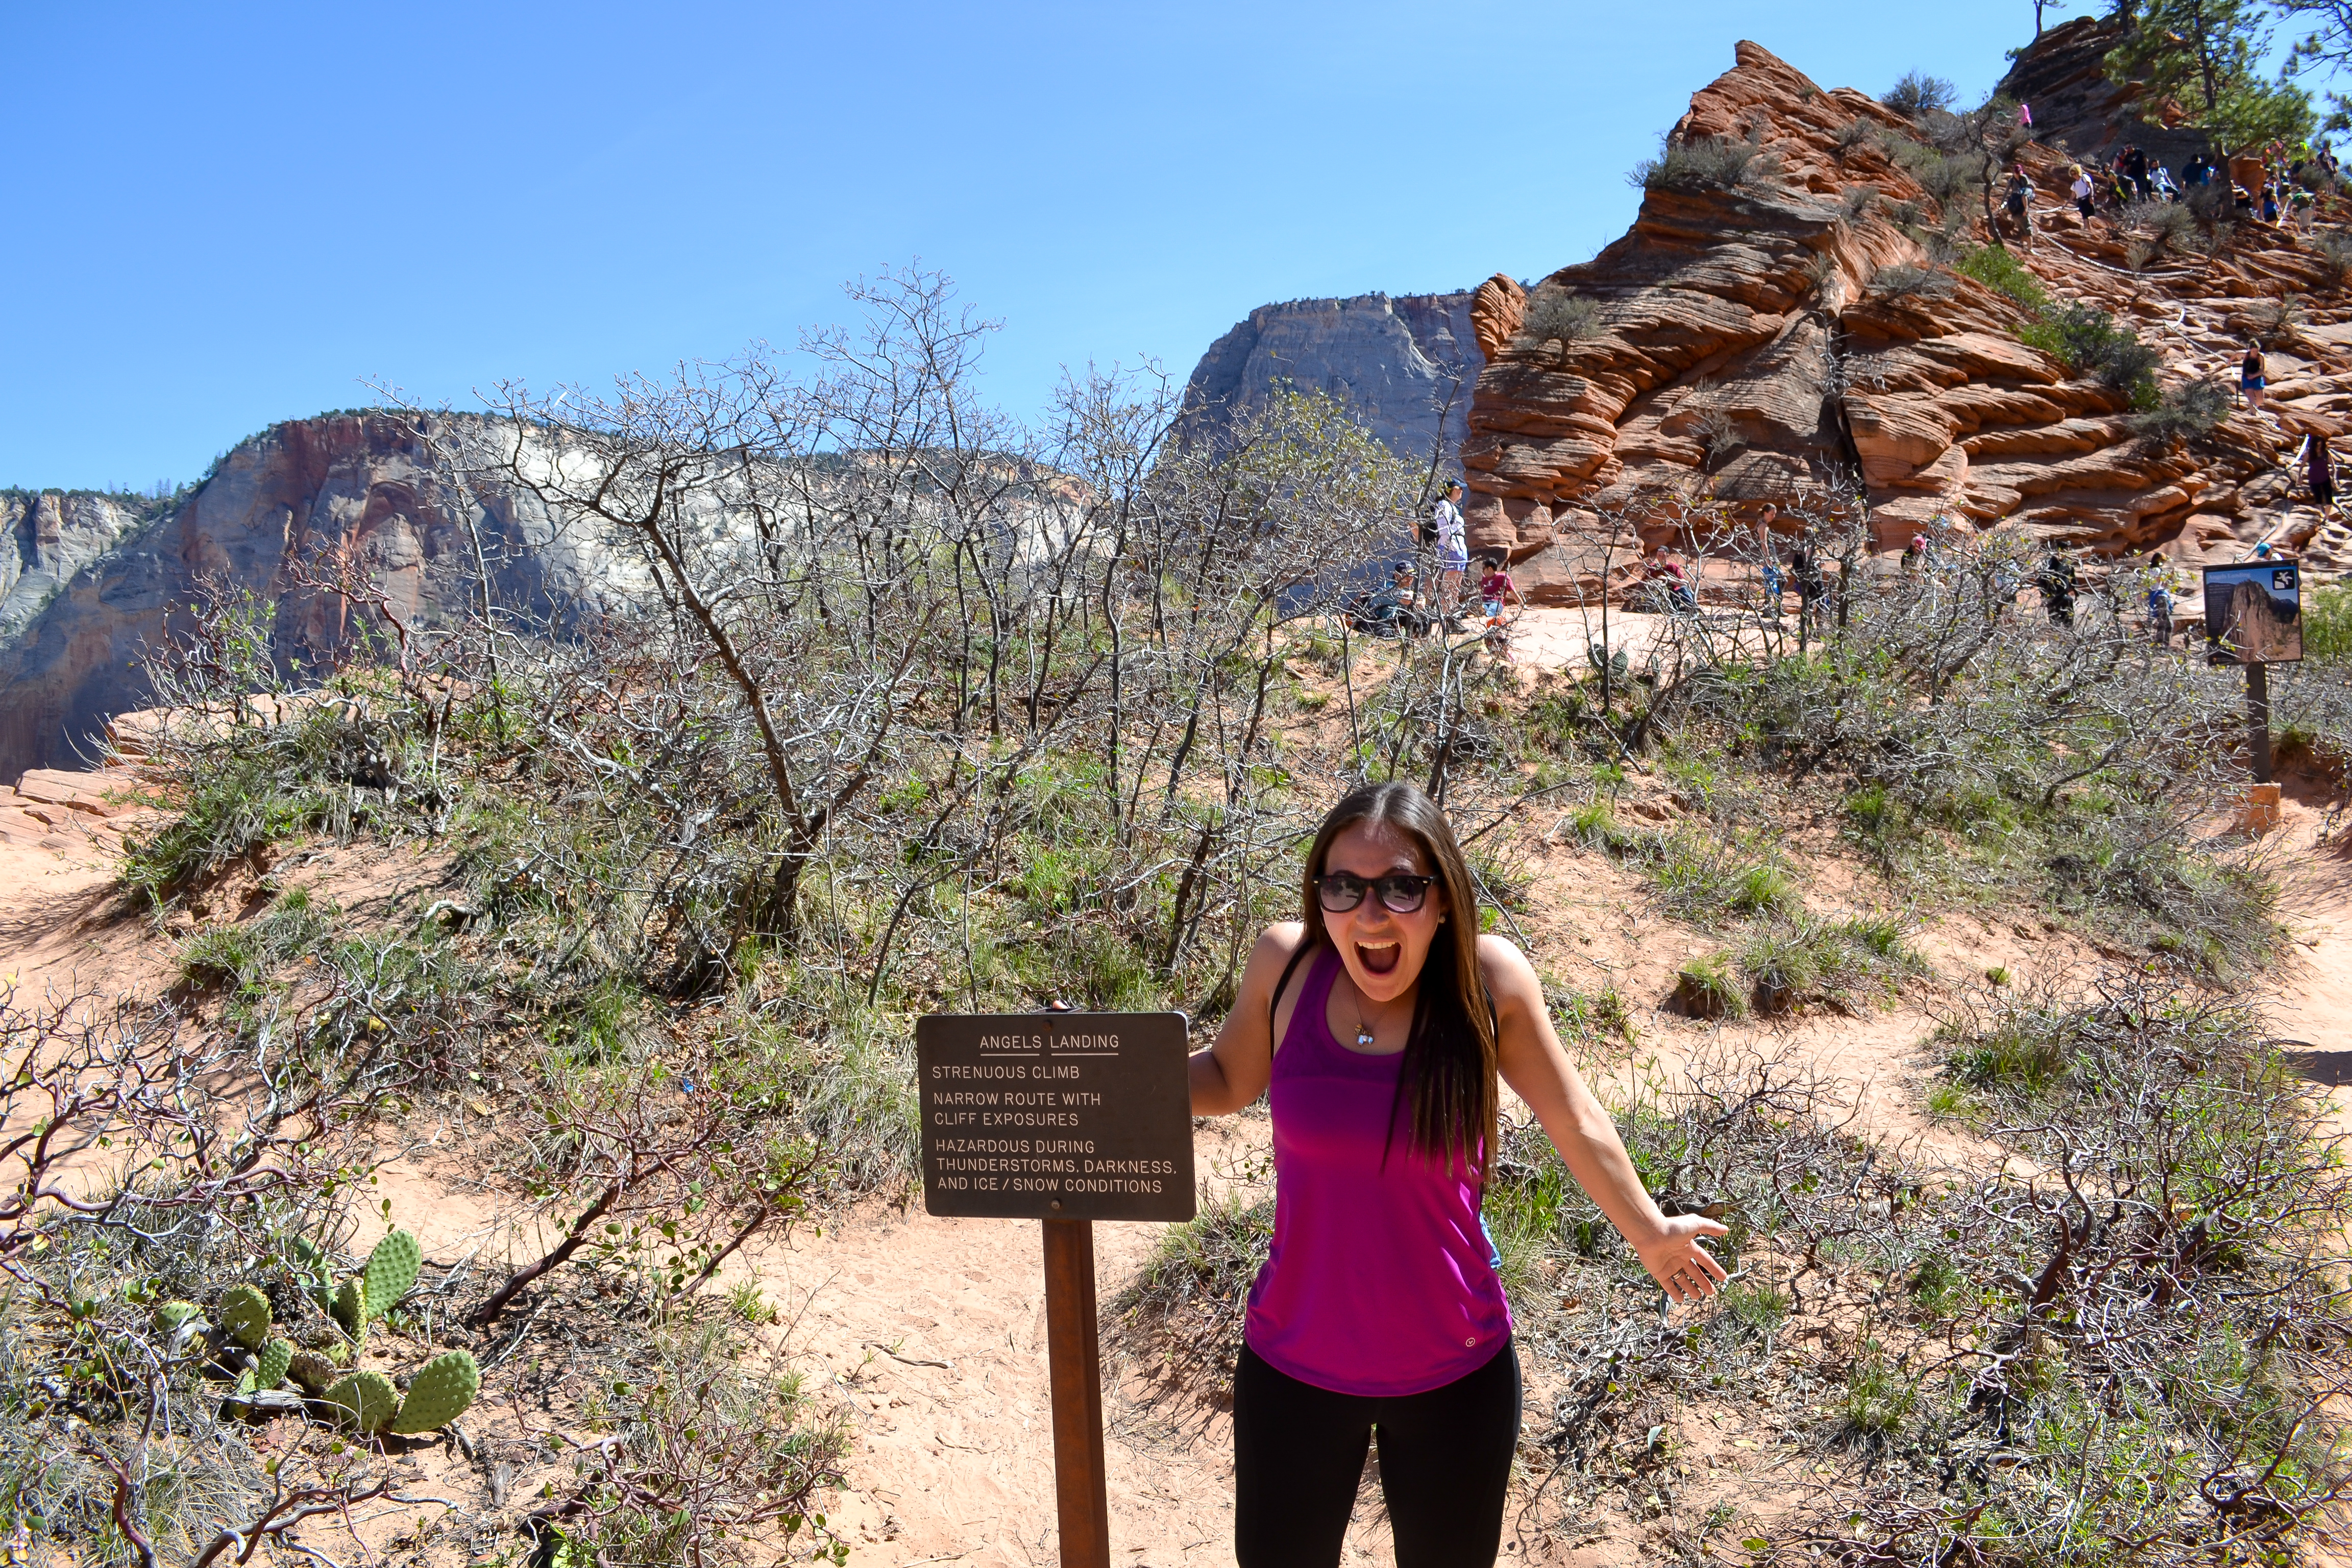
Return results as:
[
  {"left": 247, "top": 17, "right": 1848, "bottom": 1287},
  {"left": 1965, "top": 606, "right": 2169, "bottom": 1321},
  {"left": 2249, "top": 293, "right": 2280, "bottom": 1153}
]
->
[
  {"left": 1188, "top": 922, "right": 1305, "bottom": 1115},
  {"left": 1482, "top": 934, "right": 1729, "bottom": 1304}
]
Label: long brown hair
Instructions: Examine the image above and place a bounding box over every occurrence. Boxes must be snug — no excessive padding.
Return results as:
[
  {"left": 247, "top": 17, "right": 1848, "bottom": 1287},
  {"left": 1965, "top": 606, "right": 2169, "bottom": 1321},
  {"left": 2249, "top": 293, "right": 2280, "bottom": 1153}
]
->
[{"left": 1297, "top": 781, "right": 1498, "bottom": 1175}]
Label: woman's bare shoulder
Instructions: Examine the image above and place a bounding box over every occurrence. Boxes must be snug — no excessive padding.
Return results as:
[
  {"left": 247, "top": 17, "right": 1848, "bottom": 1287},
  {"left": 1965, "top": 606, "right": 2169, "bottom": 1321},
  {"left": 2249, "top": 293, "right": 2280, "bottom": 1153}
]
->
[
  {"left": 1254, "top": 922, "right": 1309, "bottom": 963},
  {"left": 1475, "top": 933, "right": 1541, "bottom": 996}
]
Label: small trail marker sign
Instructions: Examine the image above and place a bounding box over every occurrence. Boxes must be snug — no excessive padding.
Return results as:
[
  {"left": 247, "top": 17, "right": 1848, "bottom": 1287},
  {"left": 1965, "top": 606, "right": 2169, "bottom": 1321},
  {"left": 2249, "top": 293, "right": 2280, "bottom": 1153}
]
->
[
  {"left": 2202, "top": 558, "right": 2304, "bottom": 790},
  {"left": 915, "top": 1011, "right": 1196, "bottom": 1566}
]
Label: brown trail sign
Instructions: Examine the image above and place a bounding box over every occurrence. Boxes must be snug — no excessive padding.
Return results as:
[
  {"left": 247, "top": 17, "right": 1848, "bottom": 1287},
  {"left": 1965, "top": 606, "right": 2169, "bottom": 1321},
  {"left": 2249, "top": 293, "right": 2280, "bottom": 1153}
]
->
[
  {"left": 2202, "top": 559, "right": 2303, "bottom": 829},
  {"left": 915, "top": 1012, "right": 1196, "bottom": 1567}
]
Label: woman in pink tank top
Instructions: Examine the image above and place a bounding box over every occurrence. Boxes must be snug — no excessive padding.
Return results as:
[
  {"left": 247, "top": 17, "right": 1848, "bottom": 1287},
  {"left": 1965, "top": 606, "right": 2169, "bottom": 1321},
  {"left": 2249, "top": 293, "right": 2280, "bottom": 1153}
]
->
[{"left": 1190, "top": 781, "right": 1729, "bottom": 1567}]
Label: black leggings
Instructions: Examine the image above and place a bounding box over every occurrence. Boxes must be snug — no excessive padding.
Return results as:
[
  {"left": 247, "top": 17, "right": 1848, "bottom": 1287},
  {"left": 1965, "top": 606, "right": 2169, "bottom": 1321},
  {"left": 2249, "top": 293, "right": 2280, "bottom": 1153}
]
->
[{"left": 1233, "top": 1339, "right": 1521, "bottom": 1567}]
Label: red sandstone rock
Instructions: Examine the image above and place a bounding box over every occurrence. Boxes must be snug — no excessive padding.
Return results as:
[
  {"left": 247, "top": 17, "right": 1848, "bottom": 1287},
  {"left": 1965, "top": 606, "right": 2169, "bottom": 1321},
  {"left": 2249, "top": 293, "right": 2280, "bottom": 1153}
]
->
[
  {"left": 1471, "top": 276, "right": 1527, "bottom": 362},
  {"left": 1463, "top": 39, "right": 2352, "bottom": 601}
]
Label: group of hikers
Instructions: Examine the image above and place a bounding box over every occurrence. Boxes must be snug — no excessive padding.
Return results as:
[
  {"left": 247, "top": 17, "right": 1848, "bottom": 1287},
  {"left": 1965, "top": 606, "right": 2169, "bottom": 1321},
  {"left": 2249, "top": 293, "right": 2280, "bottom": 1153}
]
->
[
  {"left": 1354, "top": 460, "right": 2330, "bottom": 663},
  {"left": 1348, "top": 480, "right": 1525, "bottom": 660},
  {"left": 2002, "top": 129, "right": 2339, "bottom": 250},
  {"left": 1640, "top": 502, "right": 1833, "bottom": 626}
]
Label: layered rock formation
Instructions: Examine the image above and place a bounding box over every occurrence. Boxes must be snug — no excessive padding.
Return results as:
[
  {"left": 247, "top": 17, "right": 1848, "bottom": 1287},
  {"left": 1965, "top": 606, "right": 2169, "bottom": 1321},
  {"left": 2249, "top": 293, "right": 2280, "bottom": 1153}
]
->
[
  {"left": 0, "top": 414, "right": 613, "bottom": 778},
  {"left": 1180, "top": 291, "right": 1481, "bottom": 463},
  {"left": 3, "top": 491, "right": 158, "bottom": 639},
  {"left": 1462, "top": 39, "right": 2352, "bottom": 601}
]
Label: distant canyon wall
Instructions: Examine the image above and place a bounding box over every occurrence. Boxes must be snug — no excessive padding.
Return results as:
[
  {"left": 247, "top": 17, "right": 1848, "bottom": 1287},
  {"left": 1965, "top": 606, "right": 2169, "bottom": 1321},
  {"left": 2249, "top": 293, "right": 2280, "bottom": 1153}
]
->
[
  {"left": 0, "top": 414, "right": 621, "bottom": 779},
  {"left": 1178, "top": 291, "right": 1482, "bottom": 467}
]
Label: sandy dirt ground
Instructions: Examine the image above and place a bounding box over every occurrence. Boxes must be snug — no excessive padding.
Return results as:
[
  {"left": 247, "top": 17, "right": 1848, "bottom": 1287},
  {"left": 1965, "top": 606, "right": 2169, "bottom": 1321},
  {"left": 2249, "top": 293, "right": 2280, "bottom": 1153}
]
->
[{"left": 4, "top": 723, "right": 2347, "bottom": 1566}]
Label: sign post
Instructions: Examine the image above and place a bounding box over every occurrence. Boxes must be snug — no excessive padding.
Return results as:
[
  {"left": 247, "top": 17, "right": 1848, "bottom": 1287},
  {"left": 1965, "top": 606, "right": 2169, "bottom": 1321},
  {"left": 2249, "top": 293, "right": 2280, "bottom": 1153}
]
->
[
  {"left": 915, "top": 1011, "right": 1196, "bottom": 1566},
  {"left": 2202, "top": 558, "right": 2303, "bottom": 829}
]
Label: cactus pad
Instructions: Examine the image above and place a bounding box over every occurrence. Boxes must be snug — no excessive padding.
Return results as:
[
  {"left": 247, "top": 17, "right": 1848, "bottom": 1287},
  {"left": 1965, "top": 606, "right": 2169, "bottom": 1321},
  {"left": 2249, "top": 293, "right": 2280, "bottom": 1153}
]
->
[
  {"left": 286, "top": 1349, "right": 339, "bottom": 1395},
  {"left": 361, "top": 1230, "right": 421, "bottom": 1322},
  {"left": 323, "top": 1369, "right": 400, "bottom": 1432},
  {"left": 388, "top": 1350, "right": 480, "bottom": 1433},
  {"left": 153, "top": 1299, "right": 204, "bottom": 1333},
  {"left": 253, "top": 1338, "right": 295, "bottom": 1391},
  {"left": 218, "top": 1284, "right": 272, "bottom": 1349},
  {"left": 331, "top": 1278, "right": 367, "bottom": 1336}
]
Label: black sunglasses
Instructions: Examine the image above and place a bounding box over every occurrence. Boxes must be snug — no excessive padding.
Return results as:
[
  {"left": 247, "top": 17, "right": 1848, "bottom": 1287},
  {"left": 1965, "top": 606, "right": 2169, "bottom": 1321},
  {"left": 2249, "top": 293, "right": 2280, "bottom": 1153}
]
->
[{"left": 1315, "top": 871, "right": 1437, "bottom": 914}]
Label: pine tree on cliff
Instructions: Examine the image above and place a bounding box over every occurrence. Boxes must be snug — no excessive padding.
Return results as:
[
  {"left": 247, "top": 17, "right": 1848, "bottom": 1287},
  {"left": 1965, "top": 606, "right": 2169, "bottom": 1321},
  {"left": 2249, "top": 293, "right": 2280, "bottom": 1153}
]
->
[{"left": 2105, "top": 0, "right": 2315, "bottom": 153}]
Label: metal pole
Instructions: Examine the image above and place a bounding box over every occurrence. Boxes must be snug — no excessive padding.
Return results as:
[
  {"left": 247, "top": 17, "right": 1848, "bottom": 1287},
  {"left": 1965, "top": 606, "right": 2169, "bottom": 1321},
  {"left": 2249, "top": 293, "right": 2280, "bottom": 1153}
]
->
[
  {"left": 1040, "top": 1217, "right": 1110, "bottom": 1568},
  {"left": 2248, "top": 660, "right": 2273, "bottom": 785}
]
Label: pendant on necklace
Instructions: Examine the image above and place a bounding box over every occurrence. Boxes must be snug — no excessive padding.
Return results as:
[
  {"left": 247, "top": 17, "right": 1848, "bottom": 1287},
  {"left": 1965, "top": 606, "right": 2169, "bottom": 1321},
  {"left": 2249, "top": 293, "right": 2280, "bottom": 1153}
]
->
[{"left": 1356, "top": 1024, "right": 1378, "bottom": 1049}]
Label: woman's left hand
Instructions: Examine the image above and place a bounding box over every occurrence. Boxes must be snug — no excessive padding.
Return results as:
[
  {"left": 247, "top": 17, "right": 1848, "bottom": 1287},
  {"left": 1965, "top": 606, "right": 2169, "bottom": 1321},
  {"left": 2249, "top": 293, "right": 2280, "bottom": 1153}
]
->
[{"left": 1631, "top": 1213, "right": 1732, "bottom": 1305}]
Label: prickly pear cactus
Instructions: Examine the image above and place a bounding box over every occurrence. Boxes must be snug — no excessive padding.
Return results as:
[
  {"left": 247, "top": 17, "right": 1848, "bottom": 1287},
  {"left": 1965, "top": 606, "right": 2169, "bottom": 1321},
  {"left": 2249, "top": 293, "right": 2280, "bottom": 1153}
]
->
[
  {"left": 388, "top": 1350, "right": 480, "bottom": 1433},
  {"left": 361, "top": 1230, "right": 421, "bottom": 1323},
  {"left": 323, "top": 1369, "right": 400, "bottom": 1433},
  {"left": 332, "top": 1277, "right": 367, "bottom": 1336},
  {"left": 253, "top": 1338, "right": 295, "bottom": 1391},
  {"left": 287, "top": 1349, "right": 339, "bottom": 1395},
  {"left": 218, "top": 1284, "right": 273, "bottom": 1349},
  {"left": 153, "top": 1300, "right": 204, "bottom": 1333}
]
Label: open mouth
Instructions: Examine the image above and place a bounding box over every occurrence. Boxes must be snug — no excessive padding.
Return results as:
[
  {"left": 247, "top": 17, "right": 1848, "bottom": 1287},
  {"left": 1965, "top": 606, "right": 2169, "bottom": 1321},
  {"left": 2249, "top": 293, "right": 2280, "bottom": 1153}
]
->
[{"left": 1356, "top": 941, "right": 1402, "bottom": 976}]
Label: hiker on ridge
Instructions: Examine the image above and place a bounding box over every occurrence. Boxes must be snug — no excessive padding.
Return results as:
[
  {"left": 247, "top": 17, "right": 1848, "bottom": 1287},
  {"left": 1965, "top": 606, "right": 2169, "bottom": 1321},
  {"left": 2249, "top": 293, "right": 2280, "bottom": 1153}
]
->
[
  {"left": 2145, "top": 553, "right": 2176, "bottom": 648},
  {"left": 2242, "top": 345, "right": 2269, "bottom": 414},
  {"left": 2124, "top": 144, "right": 2151, "bottom": 200},
  {"left": 2037, "top": 545, "right": 2077, "bottom": 628},
  {"left": 2308, "top": 432, "right": 2337, "bottom": 511},
  {"left": 2004, "top": 165, "right": 2035, "bottom": 249},
  {"left": 1188, "top": 780, "right": 1728, "bottom": 1567},
  {"left": 1431, "top": 480, "right": 1470, "bottom": 624}
]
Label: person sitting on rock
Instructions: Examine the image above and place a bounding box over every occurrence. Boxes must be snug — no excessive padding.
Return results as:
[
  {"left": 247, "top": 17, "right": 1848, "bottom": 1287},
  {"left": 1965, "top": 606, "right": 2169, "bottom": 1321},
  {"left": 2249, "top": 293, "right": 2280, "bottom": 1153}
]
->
[
  {"left": 1351, "top": 561, "right": 1432, "bottom": 640},
  {"left": 1646, "top": 548, "right": 1695, "bottom": 615}
]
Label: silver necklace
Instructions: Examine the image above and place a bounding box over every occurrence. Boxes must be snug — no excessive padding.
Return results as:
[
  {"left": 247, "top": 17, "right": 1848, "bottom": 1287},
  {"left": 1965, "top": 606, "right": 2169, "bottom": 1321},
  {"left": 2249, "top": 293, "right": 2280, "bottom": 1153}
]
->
[{"left": 1351, "top": 983, "right": 1388, "bottom": 1049}]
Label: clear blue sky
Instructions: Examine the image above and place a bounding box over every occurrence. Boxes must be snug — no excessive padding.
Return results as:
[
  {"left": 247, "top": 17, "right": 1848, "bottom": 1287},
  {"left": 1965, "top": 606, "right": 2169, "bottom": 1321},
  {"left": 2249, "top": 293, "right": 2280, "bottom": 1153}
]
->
[{"left": 8, "top": 1, "right": 2104, "bottom": 493}]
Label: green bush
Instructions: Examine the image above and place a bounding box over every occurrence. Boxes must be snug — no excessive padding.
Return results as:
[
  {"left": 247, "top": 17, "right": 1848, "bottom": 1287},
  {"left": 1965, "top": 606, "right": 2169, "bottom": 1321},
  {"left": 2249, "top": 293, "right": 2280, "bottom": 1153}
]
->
[
  {"left": 2306, "top": 583, "right": 2352, "bottom": 660},
  {"left": 1842, "top": 1340, "right": 1917, "bottom": 1436},
  {"left": 1676, "top": 951, "right": 1747, "bottom": 1019},
  {"left": 2126, "top": 377, "right": 2230, "bottom": 443},
  {"left": 2022, "top": 302, "right": 2161, "bottom": 403},
  {"left": 1737, "top": 925, "right": 1820, "bottom": 1008},
  {"left": 1953, "top": 245, "right": 2049, "bottom": 311},
  {"left": 1881, "top": 71, "right": 1956, "bottom": 120},
  {"left": 1737, "top": 913, "right": 1922, "bottom": 1013},
  {"left": 1524, "top": 292, "right": 1604, "bottom": 343},
  {"left": 1870, "top": 263, "right": 1952, "bottom": 301},
  {"left": 1631, "top": 134, "right": 1782, "bottom": 194}
]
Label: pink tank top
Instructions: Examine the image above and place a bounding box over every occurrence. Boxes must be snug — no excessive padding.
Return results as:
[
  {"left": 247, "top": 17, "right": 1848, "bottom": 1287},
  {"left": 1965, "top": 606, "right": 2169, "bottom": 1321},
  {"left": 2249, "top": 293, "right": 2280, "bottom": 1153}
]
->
[{"left": 1243, "top": 945, "right": 1512, "bottom": 1396}]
